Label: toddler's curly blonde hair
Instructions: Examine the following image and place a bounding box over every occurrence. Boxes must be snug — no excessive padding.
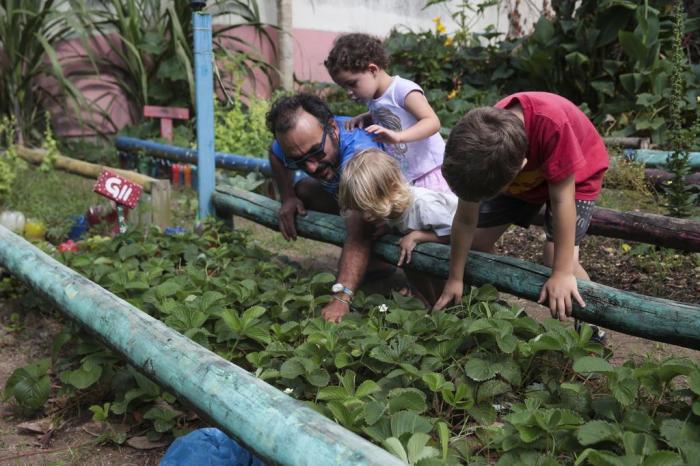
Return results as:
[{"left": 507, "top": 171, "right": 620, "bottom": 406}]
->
[{"left": 339, "top": 149, "right": 412, "bottom": 220}]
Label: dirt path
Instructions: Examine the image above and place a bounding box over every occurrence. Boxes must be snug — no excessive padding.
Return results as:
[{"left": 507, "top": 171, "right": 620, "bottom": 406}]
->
[{"left": 0, "top": 302, "right": 164, "bottom": 466}]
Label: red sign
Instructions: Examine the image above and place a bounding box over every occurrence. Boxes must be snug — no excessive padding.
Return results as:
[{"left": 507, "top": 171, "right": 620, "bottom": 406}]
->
[{"left": 93, "top": 170, "right": 142, "bottom": 208}]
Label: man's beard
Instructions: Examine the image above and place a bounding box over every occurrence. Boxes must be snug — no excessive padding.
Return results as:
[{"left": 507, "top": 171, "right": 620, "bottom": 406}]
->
[{"left": 314, "top": 134, "right": 340, "bottom": 180}]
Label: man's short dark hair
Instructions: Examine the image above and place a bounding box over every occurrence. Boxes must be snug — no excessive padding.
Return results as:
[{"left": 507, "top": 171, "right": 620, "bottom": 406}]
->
[
  {"left": 266, "top": 93, "right": 333, "bottom": 134},
  {"left": 324, "top": 33, "right": 389, "bottom": 76},
  {"left": 442, "top": 106, "right": 528, "bottom": 202}
]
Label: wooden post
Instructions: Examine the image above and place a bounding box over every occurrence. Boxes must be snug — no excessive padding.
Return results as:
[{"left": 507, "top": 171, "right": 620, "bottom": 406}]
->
[{"left": 16, "top": 145, "right": 172, "bottom": 229}]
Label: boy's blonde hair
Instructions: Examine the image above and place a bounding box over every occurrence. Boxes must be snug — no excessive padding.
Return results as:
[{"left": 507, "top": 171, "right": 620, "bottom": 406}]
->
[{"left": 339, "top": 149, "right": 411, "bottom": 219}]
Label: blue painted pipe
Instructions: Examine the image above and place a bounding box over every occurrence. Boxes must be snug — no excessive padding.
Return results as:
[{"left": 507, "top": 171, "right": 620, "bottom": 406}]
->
[
  {"left": 624, "top": 149, "right": 700, "bottom": 169},
  {"left": 115, "top": 136, "right": 307, "bottom": 184},
  {"left": 116, "top": 136, "right": 272, "bottom": 175},
  {"left": 0, "top": 226, "right": 407, "bottom": 466},
  {"left": 194, "top": 12, "right": 216, "bottom": 219}
]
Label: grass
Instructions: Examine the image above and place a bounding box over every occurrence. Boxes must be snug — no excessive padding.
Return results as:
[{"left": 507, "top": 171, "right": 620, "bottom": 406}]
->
[{"left": 1, "top": 165, "right": 112, "bottom": 243}]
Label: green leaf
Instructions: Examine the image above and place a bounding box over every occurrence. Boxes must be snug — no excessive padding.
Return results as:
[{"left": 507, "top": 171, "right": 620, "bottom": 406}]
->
[
  {"left": 465, "top": 358, "right": 498, "bottom": 382},
  {"left": 155, "top": 280, "right": 181, "bottom": 299},
  {"left": 363, "top": 401, "right": 387, "bottom": 426},
  {"left": 619, "top": 73, "right": 644, "bottom": 94},
  {"left": 618, "top": 31, "right": 647, "bottom": 62},
  {"left": 406, "top": 432, "right": 439, "bottom": 464},
  {"left": 642, "top": 451, "right": 684, "bottom": 466},
  {"left": 118, "top": 243, "right": 142, "bottom": 261},
  {"left": 317, "top": 386, "right": 349, "bottom": 401},
  {"left": 421, "top": 372, "right": 453, "bottom": 392},
  {"left": 390, "top": 411, "right": 432, "bottom": 439},
  {"left": 388, "top": 388, "right": 427, "bottom": 414},
  {"left": 383, "top": 437, "right": 408, "bottom": 462},
  {"left": 622, "top": 431, "right": 657, "bottom": 456},
  {"left": 610, "top": 374, "right": 640, "bottom": 406},
  {"left": 4, "top": 359, "right": 50, "bottom": 411},
  {"left": 355, "top": 380, "right": 381, "bottom": 399},
  {"left": 437, "top": 421, "right": 449, "bottom": 461},
  {"left": 477, "top": 380, "right": 511, "bottom": 402},
  {"left": 280, "top": 358, "right": 305, "bottom": 379},
  {"left": 688, "top": 369, "right": 700, "bottom": 395},
  {"left": 475, "top": 284, "right": 499, "bottom": 302},
  {"left": 573, "top": 356, "right": 613, "bottom": 373},
  {"left": 60, "top": 362, "right": 103, "bottom": 389},
  {"left": 306, "top": 368, "right": 330, "bottom": 387},
  {"left": 241, "top": 305, "right": 266, "bottom": 325},
  {"left": 334, "top": 352, "right": 353, "bottom": 369},
  {"left": 577, "top": 420, "right": 621, "bottom": 445},
  {"left": 310, "top": 272, "right": 335, "bottom": 285}
]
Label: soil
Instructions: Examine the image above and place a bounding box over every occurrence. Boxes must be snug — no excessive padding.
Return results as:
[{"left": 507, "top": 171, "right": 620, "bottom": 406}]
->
[
  {"left": 0, "top": 303, "right": 165, "bottom": 466},
  {"left": 0, "top": 217, "right": 697, "bottom": 465}
]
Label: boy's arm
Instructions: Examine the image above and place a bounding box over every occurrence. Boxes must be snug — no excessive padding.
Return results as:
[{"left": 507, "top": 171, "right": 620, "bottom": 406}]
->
[
  {"left": 365, "top": 91, "right": 440, "bottom": 144},
  {"left": 433, "top": 200, "right": 479, "bottom": 310},
  {"left": 397, "top": 230, "right": 449, "bottom": 267},
  {"left": 539, "top": 174, "right": 585, "bottom": 320}
]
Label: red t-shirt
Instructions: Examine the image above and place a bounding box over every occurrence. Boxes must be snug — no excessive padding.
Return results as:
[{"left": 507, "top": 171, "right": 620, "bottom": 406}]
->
[{"left": 495, "top": 92, "right": 609, "bottom": 203}]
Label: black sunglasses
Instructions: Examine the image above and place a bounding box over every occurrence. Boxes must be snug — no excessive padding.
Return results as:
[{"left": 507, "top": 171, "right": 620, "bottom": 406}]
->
[{"left": 284, "top": 124, "right": 329, "bottom": 170}]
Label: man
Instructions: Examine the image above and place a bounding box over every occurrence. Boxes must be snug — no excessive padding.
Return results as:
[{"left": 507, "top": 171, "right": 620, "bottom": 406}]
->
[{"left": 267, "top": 93, "right": 383, "bottom": 323}]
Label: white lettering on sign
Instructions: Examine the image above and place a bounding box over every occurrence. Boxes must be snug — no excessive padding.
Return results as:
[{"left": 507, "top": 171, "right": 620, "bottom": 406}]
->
[{"left": 105, "top": 177, "right": 133, "bottom": 202}]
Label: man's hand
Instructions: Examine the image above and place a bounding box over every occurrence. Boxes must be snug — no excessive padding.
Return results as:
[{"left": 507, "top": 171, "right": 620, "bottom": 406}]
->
[
  {"left": 344, "top": 114, "right": 371, "bottom": 130},
  {"left": 365, "top": 125, "right": 402, "bottom": 144},
  {"left": 433, "top": 277, "right": 464, "bottom": 311},
  {"left": 538, "top": 271, "right": 586, "bottom": 321},
  {"left": 278, "top": 197, "right": 307, "bottom": 241},
  {"left": 397, "top": 231, "right": 420, "bottom": 266},
  {"left": 322, "top": 298, "right": 350, "bottom": 323}
]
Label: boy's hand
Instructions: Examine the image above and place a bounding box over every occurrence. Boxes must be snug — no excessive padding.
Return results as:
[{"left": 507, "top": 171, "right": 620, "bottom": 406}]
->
[
  {"left": 345, "top": 114, "right": 371, "bottom": 130},
  {"left": 397, "top": 231, "right": 420, "bottom": 266},
  {"left": 365, "top": 125, "right": 402, "bottom": 144},
  {"left": 433, "top": 278, "right": 464, "bottom": 311},
  {"left": 322, "top": 298, "right": 350, "bottom": 323},
  {"left": 538, "top": 272, "right": 585, "bottom": 321}
]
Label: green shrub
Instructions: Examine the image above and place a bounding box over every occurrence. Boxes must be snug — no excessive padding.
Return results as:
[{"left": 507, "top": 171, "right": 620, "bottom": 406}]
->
[{"left": 214, "top": 95, "right": 271, "bottom": 157}]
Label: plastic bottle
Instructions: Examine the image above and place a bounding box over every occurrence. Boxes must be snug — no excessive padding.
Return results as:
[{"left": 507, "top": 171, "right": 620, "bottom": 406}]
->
[
  {"left": 183, "top": 164, "right": 192, "bottom": 188},
  {"left": 24, "top": 219, "right": 47, "bottom": 240},
  {"left": 0, "top": 211, "right": 26, "bottom": 234},
  {"left": 172, "top": 163, "right": 180, "bottom": 186}
]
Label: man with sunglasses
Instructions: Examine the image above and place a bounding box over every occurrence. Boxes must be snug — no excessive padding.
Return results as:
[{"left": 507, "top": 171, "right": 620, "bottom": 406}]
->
[{"left": 267, "top": 93, "right": 384, "bottom": 323}]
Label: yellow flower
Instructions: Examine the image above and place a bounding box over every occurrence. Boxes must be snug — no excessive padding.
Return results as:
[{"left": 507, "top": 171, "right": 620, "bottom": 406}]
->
[
  {"left": 444, "top": 36, "right": 454, "bottom": 47},
  {"left": 447, "top": 88, "right": 458, "bottom": 100},
  {"left": 433, "top": 16, "right": 446, "bottom": 34}
]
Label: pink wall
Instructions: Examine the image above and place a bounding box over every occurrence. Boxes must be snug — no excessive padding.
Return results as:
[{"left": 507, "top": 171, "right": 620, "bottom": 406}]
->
[{"left": 49, "top": 26, "right": 341, "bottom": 137}]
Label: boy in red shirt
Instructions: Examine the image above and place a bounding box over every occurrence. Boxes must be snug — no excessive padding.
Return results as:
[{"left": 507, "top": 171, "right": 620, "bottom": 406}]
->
[{"left": 434, "top": 92, "right": 609, "bottom": 321}]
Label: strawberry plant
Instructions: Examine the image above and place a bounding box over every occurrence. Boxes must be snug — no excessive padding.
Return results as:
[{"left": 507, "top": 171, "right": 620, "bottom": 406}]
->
[{"left": 3, "top": 222, "right": 699, "bottom": 464}]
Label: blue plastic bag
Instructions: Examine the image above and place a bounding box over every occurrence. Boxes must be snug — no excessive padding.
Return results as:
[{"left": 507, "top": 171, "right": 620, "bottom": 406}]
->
[{"left": 159, "top": 428, "right": 265, "bottom": 466}]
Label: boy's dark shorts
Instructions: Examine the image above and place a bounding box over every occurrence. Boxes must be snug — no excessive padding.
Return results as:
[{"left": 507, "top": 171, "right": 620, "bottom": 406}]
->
[{"left": 477, "top": 195, "right": 595, "bottom": 245}]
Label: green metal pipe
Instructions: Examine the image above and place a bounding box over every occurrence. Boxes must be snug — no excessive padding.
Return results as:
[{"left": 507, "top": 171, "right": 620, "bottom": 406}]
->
[
  {"left": 0, "top": 225, "right": 407, "bottom": 466},
  {"left": 213, "top": 186, "right": 700, "bottom": 350},
  {"left": 625, "top": 149, "right": 700, "bottom": 169}
]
